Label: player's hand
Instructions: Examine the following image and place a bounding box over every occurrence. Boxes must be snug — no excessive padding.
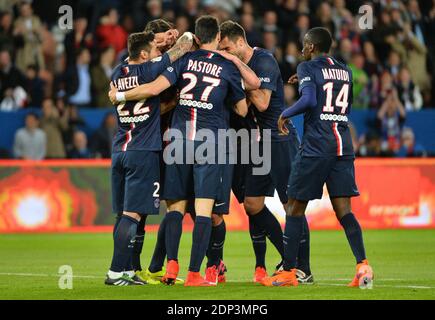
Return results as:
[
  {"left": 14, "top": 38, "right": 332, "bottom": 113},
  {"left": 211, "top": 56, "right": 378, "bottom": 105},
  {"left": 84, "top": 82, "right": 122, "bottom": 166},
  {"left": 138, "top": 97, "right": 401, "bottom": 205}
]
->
[
  {"left": 288, "top": 74, "right": 298, "bottom": 84},
  {"left": 108, "top": 82, "right": 118, "bottom": 105},
  {"left": 212, "top": 50, "right": 235, "bottom": 62},
  {"left": 278, "top": 115, "right": 289, "bottom": 135}
]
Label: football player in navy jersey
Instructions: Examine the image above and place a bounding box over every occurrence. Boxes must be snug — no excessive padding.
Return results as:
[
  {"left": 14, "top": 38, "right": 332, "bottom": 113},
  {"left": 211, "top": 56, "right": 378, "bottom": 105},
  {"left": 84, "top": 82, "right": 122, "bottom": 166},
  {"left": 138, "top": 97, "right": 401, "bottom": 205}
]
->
[
  {"left": 109, "top": 16, "right": 249, "bottom": 286},
  {"left": 262, "top": 27, "right": 373, "bottom": 288},
  {"left": 105, "top": 31, "right": 193, "bottom": 286},
  {"left": 218, "top": 21, "right": 312, "bottom": 283}
]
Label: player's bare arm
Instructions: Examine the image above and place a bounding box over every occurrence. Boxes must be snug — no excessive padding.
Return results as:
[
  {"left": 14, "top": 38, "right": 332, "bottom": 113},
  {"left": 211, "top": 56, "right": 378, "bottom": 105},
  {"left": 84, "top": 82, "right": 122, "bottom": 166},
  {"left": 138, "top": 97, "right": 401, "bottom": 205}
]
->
[
  {"left": 288, "top": 73, "right": 298, "bottom": 84},
  {"left": 109, "top": 75, "right": 172, "bottom": 103},
  {"left": 247, "top": 88, "right": 272, "bottom": 112},
  {"left": 160, "top": 97, "right": 177, "bottom": 115},
  {"left": 233, "top": 98, "right": 248, "bottom": 117},
  {"left": 166, "top": 32, "right": 193, "bottom": 63},
  {"left": 213, "top": 50, "right": 260, "bottom": 90}
]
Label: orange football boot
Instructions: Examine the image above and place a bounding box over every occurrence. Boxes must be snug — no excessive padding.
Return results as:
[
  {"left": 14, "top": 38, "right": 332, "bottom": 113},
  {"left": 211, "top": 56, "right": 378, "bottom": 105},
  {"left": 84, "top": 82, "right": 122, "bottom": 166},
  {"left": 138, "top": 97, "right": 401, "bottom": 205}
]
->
[
  {"left": 161, "top": 260, "right": 179, "bottom": 285},
  {"left": 253, "top": 266, "right": 268, "bottom": 283},
  {"left": 217, "top": 260, "right": 227, "bottom": 283},
  {"left": 184, "top": 271, "right": 214, "bottom": 287},
  {"left": 204, "top": 265, "right": 219, "bottom": 285},
  {"left": 260, "top": 269, "right": 298, "bottom": 287},
  {"left": 348, "top": 259, "right": 374, "bottom": 289}
]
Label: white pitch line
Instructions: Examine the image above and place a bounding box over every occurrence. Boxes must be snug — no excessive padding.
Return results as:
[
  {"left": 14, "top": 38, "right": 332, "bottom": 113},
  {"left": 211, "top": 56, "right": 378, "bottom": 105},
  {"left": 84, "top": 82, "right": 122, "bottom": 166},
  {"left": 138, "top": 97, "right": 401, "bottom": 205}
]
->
[{"left": 0, "top": 273, "right": 434, "bottom": 290}]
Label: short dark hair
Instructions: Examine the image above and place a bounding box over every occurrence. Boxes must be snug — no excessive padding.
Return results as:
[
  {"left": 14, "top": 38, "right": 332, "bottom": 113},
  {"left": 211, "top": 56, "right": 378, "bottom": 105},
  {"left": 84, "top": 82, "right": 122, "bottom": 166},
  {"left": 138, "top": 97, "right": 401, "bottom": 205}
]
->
[
  {"left": 195, "top": 15, "right": 219, "bottom": 44},
  {"left": 144, "top": 19, "right": 173, "bottom": 33},
  {"left": 305, "top": 27, "right": 333, "bottom": 53},
  {"left": 220, "top": 20, "right": 246, "bottom": 42},
  {"left": 26, "top": 112, "right": 39, "bottom": 121},
  {"left": 127, "top": 32, "right": 155, "bottom": 60}
]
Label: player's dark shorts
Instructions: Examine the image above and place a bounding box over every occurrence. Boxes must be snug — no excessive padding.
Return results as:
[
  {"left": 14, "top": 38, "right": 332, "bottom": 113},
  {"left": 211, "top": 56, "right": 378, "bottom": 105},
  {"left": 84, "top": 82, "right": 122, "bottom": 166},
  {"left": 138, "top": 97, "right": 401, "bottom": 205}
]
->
[
  {"left": 213, "top": 162, "right": 234, "bottom": 214},
  {"left": 162, "top": 139, "right": 220, "bottom": 200},
  {"left": 288, "top": 152, "right": 360, "bottom": 201},
  {"left": 245, "top": 131, "right": 300, "bottom": 204},
  {"left": 111, "top": 150, "right": 160, "bottom": 215}
]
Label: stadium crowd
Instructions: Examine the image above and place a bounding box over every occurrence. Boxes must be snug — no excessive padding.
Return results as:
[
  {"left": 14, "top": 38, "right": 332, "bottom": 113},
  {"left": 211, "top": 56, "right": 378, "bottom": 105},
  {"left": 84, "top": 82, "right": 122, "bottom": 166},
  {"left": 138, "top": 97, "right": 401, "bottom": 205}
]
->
[{"left": 0, "top": 0, "right": 434, "bottom": 159}]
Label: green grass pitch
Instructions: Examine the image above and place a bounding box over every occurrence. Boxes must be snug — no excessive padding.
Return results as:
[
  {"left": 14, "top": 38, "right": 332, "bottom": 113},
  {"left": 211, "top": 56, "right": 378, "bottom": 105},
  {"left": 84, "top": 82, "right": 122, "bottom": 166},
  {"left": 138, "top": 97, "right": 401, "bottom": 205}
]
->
[{"left": 0, "top": 229, "right": 434, "bottom": 300}]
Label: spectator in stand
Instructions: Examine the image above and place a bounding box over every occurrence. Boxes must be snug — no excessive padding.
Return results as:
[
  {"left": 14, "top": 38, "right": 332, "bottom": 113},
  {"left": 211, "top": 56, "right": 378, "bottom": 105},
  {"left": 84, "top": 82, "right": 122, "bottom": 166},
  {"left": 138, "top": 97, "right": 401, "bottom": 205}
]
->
[
  {"left": 287, "top": 13, "right": 309, "bottom": 44},
  {"left": 91, "top": 112, "right": 117, "bottom": 159},
  {"left": 363, "top": 41, "right": 381, "bottom": 77},
  {"left": 175, "top": 15, "right": 191, "bottom": 35},
  {"left": 0, "top": 49, "right": 26, "bottom": 108},
  {"left": 24, "top": 64, "right": 44, "bottom": 107},
  {"left": 68, "top": 130, "right": 91, "bottom": 159},
  {"left": 377, "top": 88, "right": 406, "bottom": 154},
  {"left": 96, "top": 8, "right": 127, "bottom": 57},
  {"left": 64, "top": 16, "right": 93, "bottom": 67},
  {"left": 283, "top": 83, "right": 296, "bottom": 106},
  {"left": 335, "top": 37, "right": 352, "bottom": 64},
  {"left": 397, "top": 127, "right": 426, "bottom": 157},
  {"left": 12, "top": 1, "right": 44, "bottom": 72},
  {"left": 263, "top": 31, "right": 281, "bottom": 60},
  {"left": 388, "top": 23, "right": 430, "bottom": 103},
  {"left": 379, "top": 70, "right": 395, "bottom": 105},
  {"left": 386, "top": 50, "right": 402, "bottom": 80},
  {"left": 62, "top": 104, "right": 86, "bottom": 152},
  {"left": 91, "top": 46, "right": 115, "bottom": 108},
  {"left": 357, "top": 130, "right": 395, "bottom": 157},
  {"left": 66, "top": 47, "right": 92, "bottom": 108},
  {"left": 13, "top": 112, "right": 46, "bottom": 160},
  {"left": 280, "top": 41, "right": 300, "bottom": 81},
  {"left": 40, "top": 98, "right": 67, "bottom": 158},
  {"left": 396, "top": 67, "right": 423, "bottom": 111},
  {"left": 312, "top": 2, "right": 336, "bottom": 37},
  {"left": 240, "top": 13, "right": 262, "bottom": 48},
  {"left": 349, "top": 53, "right": 369, "bottom": 109},
  {"left": 0, "top": 10, "right": 15, "bottom": 54}
]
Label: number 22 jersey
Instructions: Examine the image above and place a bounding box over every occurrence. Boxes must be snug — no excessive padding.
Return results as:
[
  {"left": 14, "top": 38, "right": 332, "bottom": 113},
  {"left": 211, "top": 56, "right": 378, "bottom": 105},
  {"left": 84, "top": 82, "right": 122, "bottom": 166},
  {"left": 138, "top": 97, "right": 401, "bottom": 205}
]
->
[{"left": 111, "top": 53, "right": 171, "bottom": 153}]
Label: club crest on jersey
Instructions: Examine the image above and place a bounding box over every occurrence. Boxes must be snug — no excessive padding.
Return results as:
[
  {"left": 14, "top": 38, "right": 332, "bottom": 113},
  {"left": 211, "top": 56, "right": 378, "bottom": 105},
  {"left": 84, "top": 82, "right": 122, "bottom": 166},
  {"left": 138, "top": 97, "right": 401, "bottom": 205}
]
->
[
  {"left": 122, "top": 66, "right": 129, "bottom": 75},
  {"left": 206, "top": 52, "right": 214, "bottom": 59}
]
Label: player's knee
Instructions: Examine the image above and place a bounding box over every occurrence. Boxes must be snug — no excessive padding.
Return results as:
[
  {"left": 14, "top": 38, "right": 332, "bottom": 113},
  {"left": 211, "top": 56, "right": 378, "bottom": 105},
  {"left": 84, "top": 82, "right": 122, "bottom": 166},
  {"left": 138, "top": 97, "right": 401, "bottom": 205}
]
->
[
  {"left": 123, "top": 211, "right": 142, "bottom": 221},
  {"left": 243, "top": 198, "right": 263, "bottom": 215},
  {"left": 211, "top": 213, "right": 224, "bottom": 227}
]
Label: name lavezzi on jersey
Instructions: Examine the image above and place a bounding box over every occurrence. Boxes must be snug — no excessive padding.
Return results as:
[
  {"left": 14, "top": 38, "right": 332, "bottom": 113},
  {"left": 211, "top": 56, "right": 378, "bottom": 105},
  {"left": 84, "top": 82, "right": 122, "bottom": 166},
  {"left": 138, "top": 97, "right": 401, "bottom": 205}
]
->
[{"left": 297, "top": 55, "right": 354, "bottom": 157}]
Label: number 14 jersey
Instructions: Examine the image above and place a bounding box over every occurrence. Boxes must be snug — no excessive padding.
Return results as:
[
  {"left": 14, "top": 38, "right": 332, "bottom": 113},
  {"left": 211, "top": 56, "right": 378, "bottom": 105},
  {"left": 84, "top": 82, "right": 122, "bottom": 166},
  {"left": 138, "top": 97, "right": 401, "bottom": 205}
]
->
[{"left": 297, "top": 55, "right": 354, "bottom": 157}]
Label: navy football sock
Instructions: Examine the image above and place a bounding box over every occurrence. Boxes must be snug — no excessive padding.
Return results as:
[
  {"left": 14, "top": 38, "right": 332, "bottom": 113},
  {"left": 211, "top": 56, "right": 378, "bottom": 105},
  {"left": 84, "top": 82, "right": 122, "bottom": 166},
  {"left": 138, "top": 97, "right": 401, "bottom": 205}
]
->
[
  {"left": 283, "top": 216, "right": 304, "bottom": 271},
  {"left": 131, "top": 215, "right": 147, "bottom": 271},
  {"left": 339, "top": 213, "right": 367, "bottom": 264},
  {"left": 296, "top": 215, "right": 311, "bottom": 275},
  {"left": 165, "top": 211, "right": 184, "bottom": 261},
  {"left": 249, "top": 215, "right": 266, "bottom": 268},
  {"left": 206, "top": 220, "right": 226, "bottom": 268},
  {"left": 110, "top": 215, "right": 139, "bottom": 273},
  {"left": 250, "top": 206, "right": 285, "bottom": 259},
  {"left": 189, "top": 216, "right": 212, "bottom": 272},
  {"left": 148, "top": 214, "right": 168, "bottom": 273},
  {"left": 113, "top": 213, "right": 122, "bottom": 239}
]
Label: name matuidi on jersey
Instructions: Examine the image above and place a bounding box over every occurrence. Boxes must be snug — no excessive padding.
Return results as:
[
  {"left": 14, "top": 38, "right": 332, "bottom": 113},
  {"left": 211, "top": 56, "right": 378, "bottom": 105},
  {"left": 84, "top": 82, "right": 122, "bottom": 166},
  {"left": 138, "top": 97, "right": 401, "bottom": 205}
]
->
[
  {"left": 322, "top": 68, "right": 350, "bottom": 82},
  {"left": 186, "top": 59, "right": 222, "bottom": 77},
  {"left": 115, "top": 76, "right": 139, "bottom": 91}
]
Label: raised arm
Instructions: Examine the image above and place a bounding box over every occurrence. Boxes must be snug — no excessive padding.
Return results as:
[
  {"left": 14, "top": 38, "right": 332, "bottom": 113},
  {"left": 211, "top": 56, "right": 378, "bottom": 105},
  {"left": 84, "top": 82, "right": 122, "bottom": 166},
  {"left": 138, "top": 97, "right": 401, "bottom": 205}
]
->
[
  {"left": 214, "top": 50, "right": 260, "bottom": 90},
  {"left": 109, "top": 75, "right": 172, "bottom": 103},
  {"left": 165, "top": 32, "right": 194, "bottom": 63}
]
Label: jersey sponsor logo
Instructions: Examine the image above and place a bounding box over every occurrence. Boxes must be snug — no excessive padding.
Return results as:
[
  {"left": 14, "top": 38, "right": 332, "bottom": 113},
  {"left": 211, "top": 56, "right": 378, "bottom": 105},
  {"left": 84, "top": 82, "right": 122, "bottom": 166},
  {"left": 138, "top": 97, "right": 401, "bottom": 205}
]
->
[
  {"left": 119, "top": 114, "right": 150, "bottom": 123},
  {"left": 179, "top": 99, "right": 213, "bottom": 110},
  {"left": 319, "top": 114, "right": 348, "bottom": 122},
  {"left": 259, "top": 77, "right": 270, "bottom": 83},
  {"left": 299, "top": 76, "right": 311, "bottom": 85}
]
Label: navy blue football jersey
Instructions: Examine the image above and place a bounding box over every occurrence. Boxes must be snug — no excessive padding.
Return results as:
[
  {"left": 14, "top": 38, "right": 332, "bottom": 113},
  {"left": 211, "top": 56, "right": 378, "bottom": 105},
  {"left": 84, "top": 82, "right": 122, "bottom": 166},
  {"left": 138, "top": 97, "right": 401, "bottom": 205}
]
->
[
  {"left": 248, "top": 47, "right": 293, "bottom": 142},
  {"left": 111, "top": 53, "right": 171, "bottom": 152},
  {"left": 297, "top": 55, "right": 354, "bottom": 157},
  {"left": 161, "top": 49, "right": 246, "bottom": 140}
]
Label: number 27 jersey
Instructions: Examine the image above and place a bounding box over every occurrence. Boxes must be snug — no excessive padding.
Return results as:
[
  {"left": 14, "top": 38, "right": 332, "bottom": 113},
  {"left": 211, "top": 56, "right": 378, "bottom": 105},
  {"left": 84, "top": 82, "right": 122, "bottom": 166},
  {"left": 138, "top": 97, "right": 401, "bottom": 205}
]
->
[{"left": 297, "top": 55, "right": 354, "bottom": 157}]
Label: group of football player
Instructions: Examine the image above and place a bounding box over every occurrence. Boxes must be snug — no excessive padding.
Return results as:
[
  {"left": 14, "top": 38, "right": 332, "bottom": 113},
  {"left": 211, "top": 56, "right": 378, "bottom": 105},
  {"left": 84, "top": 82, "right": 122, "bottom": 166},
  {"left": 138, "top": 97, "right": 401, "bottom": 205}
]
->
[{"left": 105, "top": 14, "right": 374, "bottom": 288}]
